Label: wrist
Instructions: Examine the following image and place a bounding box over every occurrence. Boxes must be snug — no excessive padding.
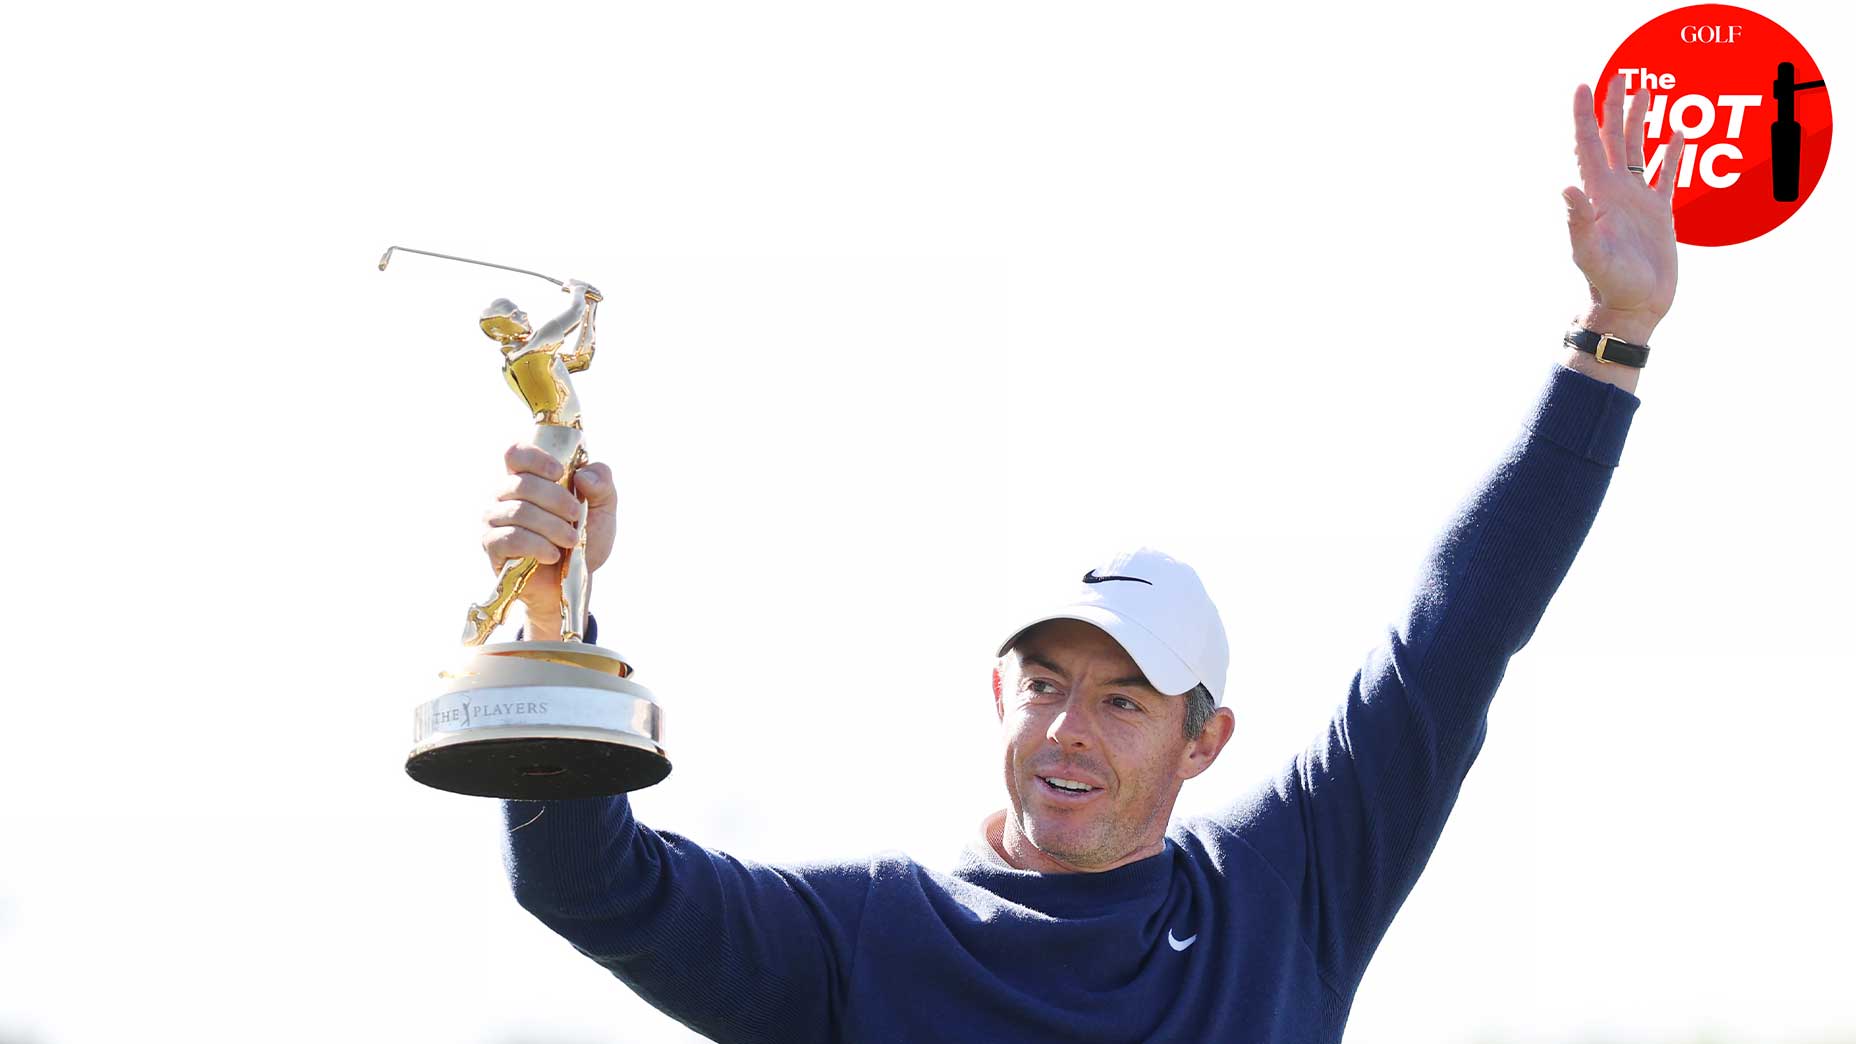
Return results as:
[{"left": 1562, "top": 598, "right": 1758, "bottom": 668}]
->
[
  {"left": 1564, "top": 307, "right": 1653, "bottom": 395},
  {"left": 520, "top": 610, "right": 563, "bottom": 642},
  {"left": 1576, "top": 306, "right": 1660, "bottom": 347}
]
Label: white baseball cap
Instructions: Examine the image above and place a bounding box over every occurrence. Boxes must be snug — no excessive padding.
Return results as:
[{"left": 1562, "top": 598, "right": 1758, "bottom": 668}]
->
[{"left": 995, "top": 548, "right": 1230, "bottom": 705}]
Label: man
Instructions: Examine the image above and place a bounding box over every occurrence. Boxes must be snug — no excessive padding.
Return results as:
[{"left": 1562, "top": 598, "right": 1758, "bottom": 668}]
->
[{"left": 483, "top": 76, "right": 1679, "bottom": 1042}]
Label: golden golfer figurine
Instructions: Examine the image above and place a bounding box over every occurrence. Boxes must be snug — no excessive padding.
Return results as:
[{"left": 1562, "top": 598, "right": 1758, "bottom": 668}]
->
[
  {"left": 380, "top": 246, "right": 670, "bottom": 799},
  {"left": 466, "top": 281, "right": 600, "bottom": 645}
]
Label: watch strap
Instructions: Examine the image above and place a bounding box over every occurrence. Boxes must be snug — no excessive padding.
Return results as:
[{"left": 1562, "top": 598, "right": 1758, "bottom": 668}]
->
[{"left": 1564, "top": 324, "right": 1650, "bottom": 368}]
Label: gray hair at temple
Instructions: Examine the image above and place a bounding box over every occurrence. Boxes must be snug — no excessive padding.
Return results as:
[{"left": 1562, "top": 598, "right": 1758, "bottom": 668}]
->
[{"left": 1181, "top": 683, "right": 1216, "bottom": 741}]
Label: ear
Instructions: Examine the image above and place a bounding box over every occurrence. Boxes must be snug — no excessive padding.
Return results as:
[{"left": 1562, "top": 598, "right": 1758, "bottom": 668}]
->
[
  {"left": 1178, "top": 707, "right": 1236, "bottom": 781},
  {"left": 992, "top": 665, "right": 1004, "bottom": 720}
]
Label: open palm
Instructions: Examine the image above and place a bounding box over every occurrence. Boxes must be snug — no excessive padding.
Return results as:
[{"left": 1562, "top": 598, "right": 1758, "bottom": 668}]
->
[{"left": 1562, "top": 74, "right": 1685, "bottom": 319}]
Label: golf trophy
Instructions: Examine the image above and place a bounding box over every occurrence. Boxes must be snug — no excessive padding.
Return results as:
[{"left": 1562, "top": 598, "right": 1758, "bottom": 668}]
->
[{"left": 380, "top": 246, "right": 669, "bottom": 799}]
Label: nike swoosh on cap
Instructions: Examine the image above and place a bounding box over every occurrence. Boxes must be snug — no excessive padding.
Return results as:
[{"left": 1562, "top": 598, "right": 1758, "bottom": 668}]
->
[{"left": 1082, "top": 570, "right": 1152, "bottom": 585}]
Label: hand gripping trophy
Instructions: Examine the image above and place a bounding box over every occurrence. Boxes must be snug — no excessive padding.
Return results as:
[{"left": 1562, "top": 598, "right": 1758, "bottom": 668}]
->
[{"left": 380, "top": 246, "right": 669, "bottom": 799}]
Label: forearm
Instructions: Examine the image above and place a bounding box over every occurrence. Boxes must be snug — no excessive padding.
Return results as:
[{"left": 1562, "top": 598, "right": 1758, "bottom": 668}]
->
[
  {"left": 1565, "top": 305, "right": 1659, "bottom": 395},
  {"left": 1241, "top": 360, "right": 1642, "bottom": 986},
  {"left": 503, "top": 795, "right": 645, "bottom": 915},
  {"left": 1398, "top": 364, "right": 1635, "bottom": 731},
  {"left": 500, "top": 795, "right": 854, "bottom": 1041}
]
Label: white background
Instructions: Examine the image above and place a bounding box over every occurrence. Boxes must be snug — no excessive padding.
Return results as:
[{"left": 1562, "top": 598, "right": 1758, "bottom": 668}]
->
[{"left": 2, "top": 2, "right": 1849, "bottom": 1042}]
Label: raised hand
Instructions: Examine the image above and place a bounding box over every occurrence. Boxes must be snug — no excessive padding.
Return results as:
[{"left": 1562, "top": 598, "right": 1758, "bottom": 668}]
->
[{"left": 1562, "top": 72, "right": 1685, "bottom": 344}]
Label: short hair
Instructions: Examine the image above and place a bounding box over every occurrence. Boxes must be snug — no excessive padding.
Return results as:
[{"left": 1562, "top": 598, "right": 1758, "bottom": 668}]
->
[{"left": 1182, "top": 683, "right": 1215, "bottom": 741}]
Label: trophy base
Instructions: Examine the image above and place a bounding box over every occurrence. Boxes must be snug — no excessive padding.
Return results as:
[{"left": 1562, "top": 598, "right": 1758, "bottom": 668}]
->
[
  {"left": 407, "top": 729, "right": 671, "bottom": 800},
  {"left": 408, "top": 641, "right": 668, "bottom": 800}
]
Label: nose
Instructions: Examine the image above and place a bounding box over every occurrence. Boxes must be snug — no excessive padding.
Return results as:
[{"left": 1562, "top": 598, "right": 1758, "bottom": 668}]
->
[{"left": 1046, "top": 695, "right": 1096, "bottom": 750}]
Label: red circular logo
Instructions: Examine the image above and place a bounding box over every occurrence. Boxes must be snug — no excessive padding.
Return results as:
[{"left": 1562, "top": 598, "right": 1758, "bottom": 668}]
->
[{"left": 1599, "top": 4, "right": 1832, "bottom": 246}]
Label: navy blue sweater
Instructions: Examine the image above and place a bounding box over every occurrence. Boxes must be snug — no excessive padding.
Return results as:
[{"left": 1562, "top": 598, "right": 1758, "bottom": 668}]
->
[{"left": 501, "top": 361, "right": 1641, "bottom": 1042}]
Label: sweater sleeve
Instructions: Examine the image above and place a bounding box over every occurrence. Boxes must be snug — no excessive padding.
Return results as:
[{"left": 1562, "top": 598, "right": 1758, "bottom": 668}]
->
[
  {"left": 1213, "top": 361, "right": 1642, "bottom": 991},
  {"left": 500, "top": 795, "right": 872, "bottom": 1042}
]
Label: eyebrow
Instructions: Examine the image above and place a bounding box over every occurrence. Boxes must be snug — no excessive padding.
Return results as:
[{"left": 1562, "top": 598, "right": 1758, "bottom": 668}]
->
[{"left": 1019, "top": 655, "right": 1158, "bottom": 693}]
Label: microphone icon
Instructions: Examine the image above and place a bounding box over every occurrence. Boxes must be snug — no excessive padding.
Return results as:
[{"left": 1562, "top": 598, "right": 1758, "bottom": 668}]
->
[{"left": 1772, "top": 61, "right": 1827, "bottom": 202}]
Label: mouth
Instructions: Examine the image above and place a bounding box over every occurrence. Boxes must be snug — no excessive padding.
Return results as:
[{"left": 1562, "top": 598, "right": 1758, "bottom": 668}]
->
[{"left": 1036, "top": 775, "right": 1103, "bottom": 802}]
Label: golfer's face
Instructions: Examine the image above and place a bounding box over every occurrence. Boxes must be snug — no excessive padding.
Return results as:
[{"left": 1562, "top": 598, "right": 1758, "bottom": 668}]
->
[{"left": 997, "top": 619, "right": 1190, "bottom": 870}]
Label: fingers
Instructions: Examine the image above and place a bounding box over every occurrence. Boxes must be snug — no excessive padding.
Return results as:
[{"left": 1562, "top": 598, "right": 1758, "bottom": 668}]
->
[
  {"left": 1602, "top": 72, "right": 1627, "bottom": 171},
  {"left": 489, "top": 442, "right": 573, "bottom": 574},
  {"left": 1624, "top": 87, "right": 1649, "bottom": 173},
  {"left": 574, "top": 462, "right": 615, "bottom": 509},
  {"left": 1572, "top": 83, "right": 1608, "bottom": 186},
  {"left": 483, "top": 524, "right": 562, "bottom": 571},
  {"left": 499, "top": 472, "right": 582, "bottom": 526},
  {"left": 488, "top": 443, "right": 622, "bottom": 575},
  {"left": 1562, "top": 185, "right": 1596, "bottom": 230},
  {"left": 504, "top": 442, "right": 565, "bottom": 483},
  {"left": 484, "top": 499, "right": 579, "bottom": 551},
  {"left": 1657, "top": 131, "right": 1687, "bottom": 203}
]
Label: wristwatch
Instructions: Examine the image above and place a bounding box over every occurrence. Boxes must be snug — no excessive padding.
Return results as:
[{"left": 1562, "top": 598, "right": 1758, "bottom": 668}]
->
[{"left": 1564, "top": 323, "right": 1650, "bottom": 368}]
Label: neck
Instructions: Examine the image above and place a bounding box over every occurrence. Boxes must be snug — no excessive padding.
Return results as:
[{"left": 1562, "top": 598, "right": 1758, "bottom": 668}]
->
[{"left": 988, "top": 810, "right": 1165, "bottom": 874}]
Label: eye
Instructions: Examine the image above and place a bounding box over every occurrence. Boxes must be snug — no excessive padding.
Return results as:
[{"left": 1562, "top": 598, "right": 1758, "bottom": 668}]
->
[
  {"left": 1024, "top": 679, "right": 1060, "bottom": 697},
  {"left": 1108, "top": 695, "right": 1143, "bottom": 712}
]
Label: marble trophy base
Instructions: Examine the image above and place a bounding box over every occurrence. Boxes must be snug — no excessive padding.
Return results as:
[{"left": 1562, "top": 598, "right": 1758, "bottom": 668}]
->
[{"left": 408, "top": 641, "right": 668, "bottom": 799}]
